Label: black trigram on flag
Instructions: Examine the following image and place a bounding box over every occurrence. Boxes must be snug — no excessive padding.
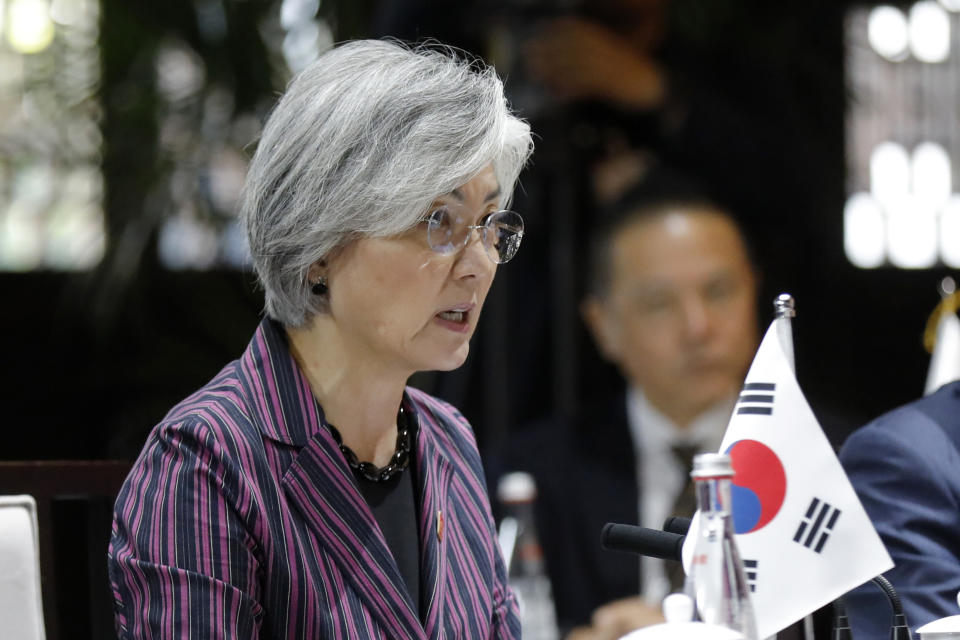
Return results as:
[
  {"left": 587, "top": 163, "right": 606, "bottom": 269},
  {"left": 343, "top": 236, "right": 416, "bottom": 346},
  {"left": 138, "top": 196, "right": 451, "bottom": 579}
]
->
[
  {"left": 736, "top": 382, "right": 776, "bottom": 415},
  {"left": 793, "top": 497, "right": 842, "bottom": 553},
  {"left": 743, "top": 558, "right": 758, "bottom": 592}
]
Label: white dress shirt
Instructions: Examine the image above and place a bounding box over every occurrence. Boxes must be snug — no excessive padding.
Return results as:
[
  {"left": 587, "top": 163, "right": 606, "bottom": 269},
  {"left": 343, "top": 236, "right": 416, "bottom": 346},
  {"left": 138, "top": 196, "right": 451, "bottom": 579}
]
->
[{"left": 626, "top": 387, "right": 734, "bottom": 605}]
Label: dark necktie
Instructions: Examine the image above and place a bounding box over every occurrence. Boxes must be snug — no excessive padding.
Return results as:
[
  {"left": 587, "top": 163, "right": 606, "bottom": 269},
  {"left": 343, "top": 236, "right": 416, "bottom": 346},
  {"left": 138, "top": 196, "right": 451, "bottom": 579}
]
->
[{"left": 666, "top": 442, "right": 699, "bottom": 591}]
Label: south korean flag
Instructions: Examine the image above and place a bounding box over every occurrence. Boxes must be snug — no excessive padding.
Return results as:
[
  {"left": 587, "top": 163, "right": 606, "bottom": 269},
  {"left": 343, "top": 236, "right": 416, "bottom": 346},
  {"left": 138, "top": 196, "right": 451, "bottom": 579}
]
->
[{"left": 683, "top": 319, "right": 893, "bottom": 639}]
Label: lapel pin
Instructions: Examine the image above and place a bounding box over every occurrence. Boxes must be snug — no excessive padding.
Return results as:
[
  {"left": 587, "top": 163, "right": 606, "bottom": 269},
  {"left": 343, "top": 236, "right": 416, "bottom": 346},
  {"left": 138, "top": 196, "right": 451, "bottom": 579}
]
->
[{"left": 436, "top": 509, "right": 444, "bottom": 542}]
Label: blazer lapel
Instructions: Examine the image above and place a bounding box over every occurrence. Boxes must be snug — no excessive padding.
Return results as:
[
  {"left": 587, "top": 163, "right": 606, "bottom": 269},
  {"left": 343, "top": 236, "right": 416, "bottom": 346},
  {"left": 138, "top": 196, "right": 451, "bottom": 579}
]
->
[
  {"left": 242, "top": 319, "right": 423, "bottom": 636},
  {"left": 413, "top": 427, "right": 454, "bottom": 639},
  {"left": 281, "top": 430, "right": 427, "bottom": 640}
]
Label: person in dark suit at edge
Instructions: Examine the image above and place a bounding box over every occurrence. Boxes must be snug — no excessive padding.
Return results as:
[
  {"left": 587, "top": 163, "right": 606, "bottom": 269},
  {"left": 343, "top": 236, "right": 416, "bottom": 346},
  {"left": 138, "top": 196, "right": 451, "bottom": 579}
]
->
[
  {"left": 840, "top": 380, "right": 960, "bottom": 638},
  {"left": 501, "top": 171, "right": 760, "bottom": 638}
]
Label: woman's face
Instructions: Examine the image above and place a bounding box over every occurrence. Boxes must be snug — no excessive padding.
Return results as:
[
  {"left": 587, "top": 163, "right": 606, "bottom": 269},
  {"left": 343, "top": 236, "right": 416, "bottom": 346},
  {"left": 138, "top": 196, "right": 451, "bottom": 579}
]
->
[{"left": 323, "top": 165, "right": 501, "bottom": 376}]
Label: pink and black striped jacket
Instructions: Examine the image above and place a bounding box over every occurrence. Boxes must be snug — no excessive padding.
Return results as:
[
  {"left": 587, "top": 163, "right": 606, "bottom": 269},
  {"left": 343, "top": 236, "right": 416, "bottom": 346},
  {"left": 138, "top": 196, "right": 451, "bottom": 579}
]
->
[{"left": 108, "top": 318, "right": 519, "bottom": 639}]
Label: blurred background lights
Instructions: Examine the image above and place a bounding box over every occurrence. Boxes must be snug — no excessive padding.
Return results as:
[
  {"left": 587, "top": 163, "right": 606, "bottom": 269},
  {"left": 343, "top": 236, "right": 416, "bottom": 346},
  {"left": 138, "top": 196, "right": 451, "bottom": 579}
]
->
[
  {"left": 909, "top": 1, "right": 951, "bottom": 62},
  {"left": 844, "top": 192, "right": 887, "bottom": 268},
  {"left": 282, "top": 19, "right": 322, "bottom": 72},
  {"left": 941, "top": 197, "right": 960, "bottom": 267},
  {"left": 220, "top": 221, "right": 251, "bottom": 269},
  {"left": 7, "top": 0, "right": 56, "bottom": 54},
  {"left": 279, "top": 0, "right": 332, "bottom": 73},
  {"left": 847, "top": 4, "right": 960, "bottom": 268},
  {"left": 2, "top": 202, "right": 43, "bottom": 270},
  {"left": 0, "top": 0, "right": 103, "bottom": 271},
  {"left": 868, "top": 6, "right": 909, "bottom": 61},
  {"left": 155, "top": 42, "right": 206, "bottom": 103},
  {"left": 280, "top": 0, "right": 319, "bottom": 30},
  {"left": 847, "top": 141, "right": 959, "bottom": 269},
  {"left": 158, "top": 215, "right": 219, "bottom": 270},
  {"left": 911, "top": 142, "right": 952, "bottom": 209},
  {"left": 886, "top": 196, "right": 939, "bottom": 268},
  {"left": 45, "top": 204, "right": 105, "bottom": 270},
  {"left": 870, "top": 141, "right": 910, "bottom": 206},
  {"left": 49, "top": 0, "right": 85, "bottom": 26}
]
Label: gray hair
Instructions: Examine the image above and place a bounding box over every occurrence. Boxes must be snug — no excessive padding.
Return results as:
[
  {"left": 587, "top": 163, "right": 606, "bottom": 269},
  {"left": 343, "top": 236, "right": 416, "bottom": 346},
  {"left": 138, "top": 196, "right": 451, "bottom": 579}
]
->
[{"left": 240, "top": 39, "right": 534, "bottom": 327}]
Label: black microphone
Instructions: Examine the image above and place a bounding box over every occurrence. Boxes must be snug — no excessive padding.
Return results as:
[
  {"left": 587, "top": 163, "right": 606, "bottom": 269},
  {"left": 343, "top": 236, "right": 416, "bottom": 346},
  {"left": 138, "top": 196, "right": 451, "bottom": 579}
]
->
[
  {"left": 601, "top": 522, "right": 685, "bottom": 561},
  {"left": 663, "top": 516, "right": 692, "bottom": 536}
]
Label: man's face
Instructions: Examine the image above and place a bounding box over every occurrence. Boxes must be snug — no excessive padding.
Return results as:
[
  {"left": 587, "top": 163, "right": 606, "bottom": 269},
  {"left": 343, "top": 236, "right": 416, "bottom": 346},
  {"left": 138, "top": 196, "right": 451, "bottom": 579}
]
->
[{"left": 583, "top": 207, "right": 759, "bottom": 427}]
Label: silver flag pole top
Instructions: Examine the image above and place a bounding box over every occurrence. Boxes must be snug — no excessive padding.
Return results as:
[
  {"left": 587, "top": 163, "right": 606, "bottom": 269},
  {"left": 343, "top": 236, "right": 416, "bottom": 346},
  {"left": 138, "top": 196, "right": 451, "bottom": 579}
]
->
[
  {"left": 939, "top": 276, "right": 956, "bottom": 299},
  {"left": 773, "top": 294, "right": 796, "bottom": 374},
  {"left": 773, "top": 293, "right": 796, "bottom": 319}
]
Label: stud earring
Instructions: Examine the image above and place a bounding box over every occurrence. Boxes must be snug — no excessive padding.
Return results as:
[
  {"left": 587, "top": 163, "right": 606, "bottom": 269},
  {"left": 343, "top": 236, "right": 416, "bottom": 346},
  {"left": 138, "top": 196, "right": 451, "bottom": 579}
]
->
[{"left": 311, "top": 276, "right": 328, "bottom": 296}]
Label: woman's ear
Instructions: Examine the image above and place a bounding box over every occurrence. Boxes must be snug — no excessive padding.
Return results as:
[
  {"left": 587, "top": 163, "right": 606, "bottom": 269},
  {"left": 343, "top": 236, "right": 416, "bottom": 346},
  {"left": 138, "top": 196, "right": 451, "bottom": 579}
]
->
[{"left": 307, "top": 259, "right": 327, "bottom": 284}]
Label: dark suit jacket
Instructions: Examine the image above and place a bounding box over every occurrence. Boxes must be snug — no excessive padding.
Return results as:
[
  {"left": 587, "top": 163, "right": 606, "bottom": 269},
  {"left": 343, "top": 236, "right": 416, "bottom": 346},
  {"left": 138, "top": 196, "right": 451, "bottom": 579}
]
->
[
  {"left": 840, "top": 380, "right": 960, "bottom": 638},
  {"left": 498, "top": 393, "right": 641, "bottom": 633}
]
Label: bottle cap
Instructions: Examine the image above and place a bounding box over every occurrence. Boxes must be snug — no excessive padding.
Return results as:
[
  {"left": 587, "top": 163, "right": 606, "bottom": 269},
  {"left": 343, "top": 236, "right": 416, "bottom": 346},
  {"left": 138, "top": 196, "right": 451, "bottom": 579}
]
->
[
  {"left": 662, "top": 593, "right": 695, "bottom": 623},
  {"left": 916, "top": 616, "right": 960, "bottom": 638},
  {"left": 617, "top": 621, "right": 744, "bottom": 639},
  {"left": 916, "top": 591, "right": 960, "bottom": 638},
  {"left": 690, "top": 453, "right": 734, "bottom": 479},
  {"left": 497, "top": 471, "right": 537, "bottom": 503},
  {"left": 616, "top": 593, "right": 745, "bottom": 639}
]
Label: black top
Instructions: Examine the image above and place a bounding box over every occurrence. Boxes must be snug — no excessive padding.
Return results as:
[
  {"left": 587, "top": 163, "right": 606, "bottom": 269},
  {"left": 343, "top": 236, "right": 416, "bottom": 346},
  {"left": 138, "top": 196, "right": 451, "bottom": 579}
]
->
[{"left": 355, "top": 448, "right": 422, "bottom": 619}]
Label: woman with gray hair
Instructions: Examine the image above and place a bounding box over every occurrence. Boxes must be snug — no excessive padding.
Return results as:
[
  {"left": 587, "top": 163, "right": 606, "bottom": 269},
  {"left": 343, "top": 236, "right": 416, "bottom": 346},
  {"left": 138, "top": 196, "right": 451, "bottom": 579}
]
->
[{"left": 108, "top": 39, "right": 533, "bottom": 639}]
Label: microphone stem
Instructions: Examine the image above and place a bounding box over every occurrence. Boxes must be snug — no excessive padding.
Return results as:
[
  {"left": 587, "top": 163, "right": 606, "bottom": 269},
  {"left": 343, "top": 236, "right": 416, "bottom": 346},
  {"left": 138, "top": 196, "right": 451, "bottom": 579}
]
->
[
  {"left": 831, "top": 597, "right": 852, "bottom": 640},
  {"left": 870, "top": 575, "right": 912, "bottom": 639}
]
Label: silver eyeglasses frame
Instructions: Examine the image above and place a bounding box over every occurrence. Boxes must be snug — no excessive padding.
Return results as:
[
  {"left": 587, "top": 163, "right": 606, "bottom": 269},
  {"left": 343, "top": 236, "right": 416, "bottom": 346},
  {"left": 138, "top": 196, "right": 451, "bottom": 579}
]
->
[{"left": 416, "top": 208, "right": 525, "bottom": 264}]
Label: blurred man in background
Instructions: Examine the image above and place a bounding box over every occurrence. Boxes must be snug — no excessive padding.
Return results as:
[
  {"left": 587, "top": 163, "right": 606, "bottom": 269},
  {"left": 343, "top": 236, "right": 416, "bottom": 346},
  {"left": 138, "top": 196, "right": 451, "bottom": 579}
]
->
[{"left": 504, "top": 171, "right": 760, "bottom": 638}]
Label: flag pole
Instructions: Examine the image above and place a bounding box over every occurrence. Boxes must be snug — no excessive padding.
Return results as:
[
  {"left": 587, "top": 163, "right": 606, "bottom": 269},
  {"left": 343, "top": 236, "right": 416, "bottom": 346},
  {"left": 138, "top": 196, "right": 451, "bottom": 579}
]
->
[
  {"left": 923, "top": 276, "right": 960, "bottom": 395},
  {"left": 773, "top": 293, "right": 810, "bottom": 640},
  {"left": 924, "top": 276, "right": 958, "bottom": 353},
  {"left": 773, "top": 294, "right": 796, "bottom": 375}
]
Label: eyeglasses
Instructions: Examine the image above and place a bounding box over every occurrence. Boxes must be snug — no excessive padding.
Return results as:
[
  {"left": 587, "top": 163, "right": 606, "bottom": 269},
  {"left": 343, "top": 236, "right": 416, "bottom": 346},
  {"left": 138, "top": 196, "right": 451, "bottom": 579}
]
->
[{"left": 418, "top": 207, "right": 524, "bottom": 264}]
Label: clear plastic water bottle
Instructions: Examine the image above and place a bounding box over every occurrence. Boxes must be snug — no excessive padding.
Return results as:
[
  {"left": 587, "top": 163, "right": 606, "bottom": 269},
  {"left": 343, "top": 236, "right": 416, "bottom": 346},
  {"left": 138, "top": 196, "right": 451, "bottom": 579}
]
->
[
  {"left": 497, "top": 471, "right": 559, "bottom": 640},
  {"left": 686, "top": 453, "right": 758, "bottom": 640}
]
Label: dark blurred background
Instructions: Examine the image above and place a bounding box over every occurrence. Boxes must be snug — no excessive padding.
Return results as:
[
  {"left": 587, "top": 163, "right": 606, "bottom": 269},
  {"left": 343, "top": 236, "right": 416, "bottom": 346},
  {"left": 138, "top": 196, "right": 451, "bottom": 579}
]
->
[{"left": 1, "top": 0, "right": 955, "bottom": 465}]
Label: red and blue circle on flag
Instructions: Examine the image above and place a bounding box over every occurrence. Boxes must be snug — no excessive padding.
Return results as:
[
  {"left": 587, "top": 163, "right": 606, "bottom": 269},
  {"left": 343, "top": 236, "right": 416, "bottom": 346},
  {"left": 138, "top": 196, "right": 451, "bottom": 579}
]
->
[{"left": 725, "top": 439, "right": 787, "bottom": 534}]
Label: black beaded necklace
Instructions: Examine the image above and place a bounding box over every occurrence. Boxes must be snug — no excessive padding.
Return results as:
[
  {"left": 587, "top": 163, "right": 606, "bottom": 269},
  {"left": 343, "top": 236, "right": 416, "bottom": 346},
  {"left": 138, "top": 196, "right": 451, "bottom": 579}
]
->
[{"left": 325, "top": 405, "right": 416, "bottom": 482}]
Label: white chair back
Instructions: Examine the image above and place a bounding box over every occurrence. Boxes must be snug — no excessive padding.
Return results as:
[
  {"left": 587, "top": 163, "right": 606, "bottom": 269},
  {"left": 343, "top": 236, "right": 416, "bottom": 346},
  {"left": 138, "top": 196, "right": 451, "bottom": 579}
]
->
[{"left": 0, "top": 495, "right": 46, "bottom": 640}]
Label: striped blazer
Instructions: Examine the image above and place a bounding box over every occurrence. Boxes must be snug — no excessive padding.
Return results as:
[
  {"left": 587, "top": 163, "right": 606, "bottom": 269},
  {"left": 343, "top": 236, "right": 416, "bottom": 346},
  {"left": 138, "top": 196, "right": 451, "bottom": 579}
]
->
[{"left": 108, "top": 318, "right": 519, "bottom": 639}]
